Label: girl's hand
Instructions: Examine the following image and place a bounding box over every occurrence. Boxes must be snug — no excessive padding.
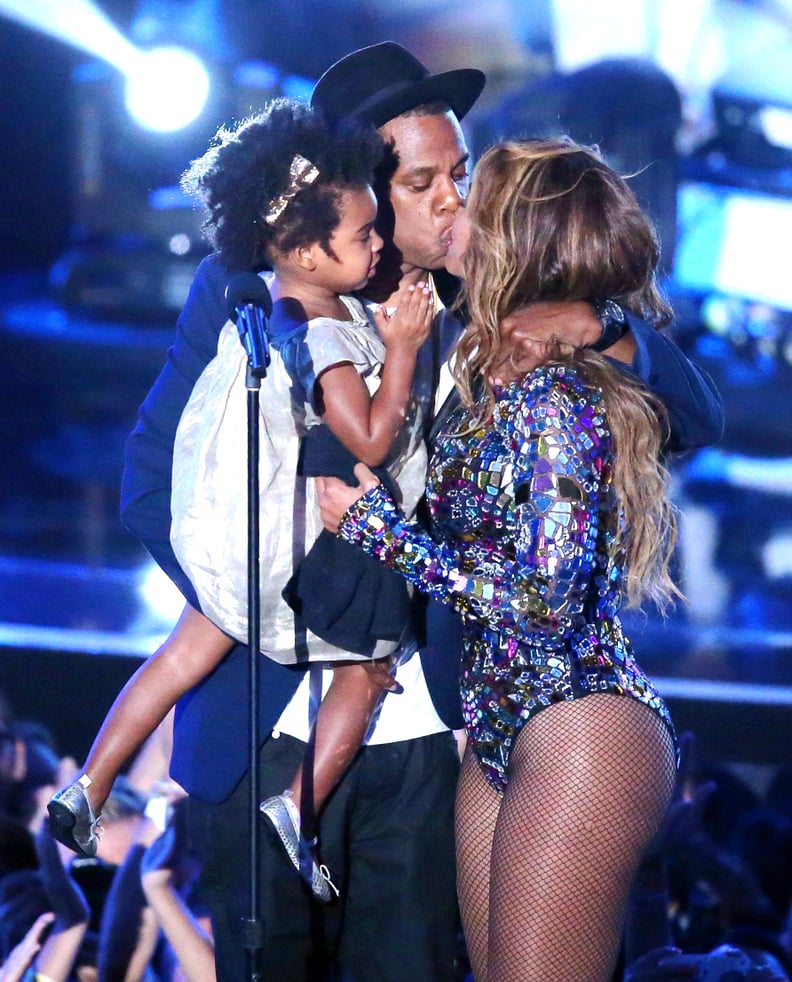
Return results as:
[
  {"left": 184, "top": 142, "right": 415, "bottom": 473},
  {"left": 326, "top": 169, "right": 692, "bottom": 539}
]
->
[
  {"left": 316, "top": 463, "right": 380, "bottom": 532},
  {"left": 373, "top": 281, "right": 433, "bottom": 353}
]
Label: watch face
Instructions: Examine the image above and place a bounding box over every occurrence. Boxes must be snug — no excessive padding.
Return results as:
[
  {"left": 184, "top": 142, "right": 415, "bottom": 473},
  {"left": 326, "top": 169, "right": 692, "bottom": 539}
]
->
[
  {"left": 590, "top": 299, "right": 629, "bottom": 351},
  {"left": 593, "top": 298, "right": 625, "bottom": 329},
  {"left": 601, "top": 299, "right": 626, "bottom": 325}
]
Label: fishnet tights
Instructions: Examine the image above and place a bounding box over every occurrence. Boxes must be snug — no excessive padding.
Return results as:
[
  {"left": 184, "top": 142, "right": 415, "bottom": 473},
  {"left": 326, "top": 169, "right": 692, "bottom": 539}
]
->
[{"left": 455, "top": 693, "right": 676, "bottom": 982}]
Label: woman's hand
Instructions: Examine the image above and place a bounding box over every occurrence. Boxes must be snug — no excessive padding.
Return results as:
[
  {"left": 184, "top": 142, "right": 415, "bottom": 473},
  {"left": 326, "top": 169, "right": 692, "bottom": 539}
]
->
[{"left": 316, "top": 463, "right": 380, "bottom": 533}]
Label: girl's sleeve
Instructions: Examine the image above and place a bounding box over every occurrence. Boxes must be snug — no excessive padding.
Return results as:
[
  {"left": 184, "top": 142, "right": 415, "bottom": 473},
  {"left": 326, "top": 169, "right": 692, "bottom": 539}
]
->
[
  {"left": 282, "top": 319, "right": 378, "bottom": 411},
  {"left": 338, "top": 376, "right": 609, "bottom": 640}
]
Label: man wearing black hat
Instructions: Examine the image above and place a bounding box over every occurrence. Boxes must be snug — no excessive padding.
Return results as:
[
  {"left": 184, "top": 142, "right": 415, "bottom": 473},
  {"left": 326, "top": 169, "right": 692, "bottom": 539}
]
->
[
  {"left": 120, "top": 41, "right": 723, "bottom": 982},
  {"left": 121, "top": 43, "right": 486, "bottom": 982}
]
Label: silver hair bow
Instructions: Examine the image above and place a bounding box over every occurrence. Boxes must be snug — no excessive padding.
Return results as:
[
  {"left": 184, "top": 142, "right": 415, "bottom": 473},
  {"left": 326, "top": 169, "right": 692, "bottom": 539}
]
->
[{"left": 264, "top": 154, "right": 320, "bottom": 226}]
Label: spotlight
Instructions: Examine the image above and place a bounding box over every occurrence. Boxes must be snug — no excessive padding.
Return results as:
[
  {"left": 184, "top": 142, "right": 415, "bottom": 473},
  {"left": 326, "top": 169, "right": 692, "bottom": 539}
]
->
[
  {"left": 713, "top": 88, "right": 792, "bottom": 169},
  {"left": 0, "top": 3, "right": 211, "bottom": 134},
  {"left": 758, "top": 106, "right": 792, "bottom": 153},
  {"left": 125, "top": 45, "right": 210, "bottom": 133},
  {"left": 0, "top": 1, "right": 294, "bottom": 319}
]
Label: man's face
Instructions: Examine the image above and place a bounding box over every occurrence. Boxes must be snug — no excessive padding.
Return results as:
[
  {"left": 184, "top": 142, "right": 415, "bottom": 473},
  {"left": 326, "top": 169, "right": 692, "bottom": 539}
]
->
[{"left": 378, "top": 111, "right": 470, "bottom": 276}]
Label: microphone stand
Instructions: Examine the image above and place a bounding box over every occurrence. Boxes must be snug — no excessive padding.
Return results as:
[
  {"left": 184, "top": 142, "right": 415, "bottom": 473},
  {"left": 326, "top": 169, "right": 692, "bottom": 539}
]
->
[{"left": 227, "top": 279, "right": 272, "bottom": 982}]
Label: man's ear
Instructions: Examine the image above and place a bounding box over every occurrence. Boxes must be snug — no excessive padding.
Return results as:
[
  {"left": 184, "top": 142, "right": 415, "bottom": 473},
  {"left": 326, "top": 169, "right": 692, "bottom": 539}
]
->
[{"left": 294, "top": 243, "right": 318, "bottom": 272}]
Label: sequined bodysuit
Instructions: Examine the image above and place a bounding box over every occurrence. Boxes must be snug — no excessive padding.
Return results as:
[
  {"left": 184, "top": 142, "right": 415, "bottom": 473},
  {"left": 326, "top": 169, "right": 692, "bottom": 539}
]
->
[{"left": 339, "top": 364, "right": 674, "bottom": 794}]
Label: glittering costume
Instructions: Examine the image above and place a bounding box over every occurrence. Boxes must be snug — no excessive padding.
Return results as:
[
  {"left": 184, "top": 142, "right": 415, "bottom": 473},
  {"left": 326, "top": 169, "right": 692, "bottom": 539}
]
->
[
  {"left": 340, "top": 362, "right": 679, "bottom": 979},
  {"left": 339, "top": 363, "right": 674, "bottom": 793}
]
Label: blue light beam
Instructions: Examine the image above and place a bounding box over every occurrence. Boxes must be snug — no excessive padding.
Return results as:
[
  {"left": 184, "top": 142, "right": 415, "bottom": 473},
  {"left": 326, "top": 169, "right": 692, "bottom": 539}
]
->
[
  {"left": 0, "top": 0, "right": 211, "bottom": 133},
  {"left": 0, "top": 0, "right": 139, "bottom": 74}
]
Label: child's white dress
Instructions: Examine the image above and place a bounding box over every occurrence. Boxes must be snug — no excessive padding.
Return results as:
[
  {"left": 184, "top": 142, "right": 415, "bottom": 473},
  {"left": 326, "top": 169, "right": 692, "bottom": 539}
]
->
[{"left": 170, "top": 292, "right": 427, "bottom": 665}]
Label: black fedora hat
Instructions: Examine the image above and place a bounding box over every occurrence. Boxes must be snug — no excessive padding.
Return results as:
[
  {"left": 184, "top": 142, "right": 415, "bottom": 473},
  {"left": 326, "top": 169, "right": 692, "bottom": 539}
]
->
[{"left": 311, "top": 41, "right": 486, "bottom": 128}]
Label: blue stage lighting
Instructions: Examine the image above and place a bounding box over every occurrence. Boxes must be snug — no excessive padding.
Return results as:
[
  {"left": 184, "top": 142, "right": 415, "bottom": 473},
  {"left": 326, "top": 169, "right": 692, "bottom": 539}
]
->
[
  {"left": 0, "top": 2, "right": 210, "bottom": 133},
  {"left": 0, "top": 0, "right": 138, "bottom": 74},
  {"left": 124, "top": 45, "right": 210, "bottom": 133},
  {"left": 759, "top": 106, "right": 792, "bottom": 152}
]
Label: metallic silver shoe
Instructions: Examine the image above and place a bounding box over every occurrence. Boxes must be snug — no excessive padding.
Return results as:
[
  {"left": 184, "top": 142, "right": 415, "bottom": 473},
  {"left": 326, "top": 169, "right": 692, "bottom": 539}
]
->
[
  {"left": 260, "top": 792, "right": 339, "bottom": 903},
  {"left": 47, "top": 774, "right": 102, "bottom": 858}
]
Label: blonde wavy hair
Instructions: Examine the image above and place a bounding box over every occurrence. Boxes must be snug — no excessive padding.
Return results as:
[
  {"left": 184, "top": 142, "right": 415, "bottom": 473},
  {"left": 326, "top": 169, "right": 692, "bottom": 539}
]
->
[{"left": 453, "top": 138, "right": 680, "bottom": 610}]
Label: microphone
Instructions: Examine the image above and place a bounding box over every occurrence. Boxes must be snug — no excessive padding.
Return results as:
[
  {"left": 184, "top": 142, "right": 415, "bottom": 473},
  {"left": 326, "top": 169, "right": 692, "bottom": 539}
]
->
[{"left": 225, "top": 273, "right": 273, "bottom": 378}]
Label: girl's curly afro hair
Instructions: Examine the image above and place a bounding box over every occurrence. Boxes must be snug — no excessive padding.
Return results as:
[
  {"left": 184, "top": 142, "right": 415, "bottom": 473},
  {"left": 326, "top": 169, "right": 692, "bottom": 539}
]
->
[{"left": 182, "top": 97, "right": 384, "bottom": 272}]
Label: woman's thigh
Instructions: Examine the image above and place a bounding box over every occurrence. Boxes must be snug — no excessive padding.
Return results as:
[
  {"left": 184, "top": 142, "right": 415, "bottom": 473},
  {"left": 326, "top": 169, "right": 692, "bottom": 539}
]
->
[
  {"left": 455, "top": 747, "right": 502, "bottom": 982},
  {"left": 487, "top": 694, "right": 676, "bottom": 982}
]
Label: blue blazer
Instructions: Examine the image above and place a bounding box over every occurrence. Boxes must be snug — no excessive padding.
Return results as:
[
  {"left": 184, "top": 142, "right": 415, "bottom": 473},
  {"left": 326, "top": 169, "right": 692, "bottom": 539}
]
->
[{"left": 120, "top": 255, "right": 724, "bottom": 803}]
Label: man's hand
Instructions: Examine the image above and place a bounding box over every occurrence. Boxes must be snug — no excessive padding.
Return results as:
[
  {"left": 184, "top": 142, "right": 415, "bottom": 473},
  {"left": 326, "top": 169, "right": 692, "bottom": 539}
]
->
[
  {"left": 316, "top": 463, "right": 380, "bottom": 533},
  {"left": 493, "top": 300, "right": 636, "bottom": 383},
  {"left": 503, "top": 301, "right": 601, "bottom": 349}
]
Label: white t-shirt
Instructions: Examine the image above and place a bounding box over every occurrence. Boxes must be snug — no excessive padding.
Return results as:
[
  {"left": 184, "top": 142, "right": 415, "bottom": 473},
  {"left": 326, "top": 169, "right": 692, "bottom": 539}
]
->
[
  {"left": 276, "top": 277, "right": 464, "bottom": 744},
  {"left": 275, "top": 648, "right": 448, "bottom": 745}
]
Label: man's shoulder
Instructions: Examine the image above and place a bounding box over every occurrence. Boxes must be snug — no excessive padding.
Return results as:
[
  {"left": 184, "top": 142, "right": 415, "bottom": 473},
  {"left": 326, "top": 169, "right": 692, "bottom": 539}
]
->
[
  {"left": 194, "top": 252, "right": 231, "bottom": 287},
  {"left": 187, "top": 255, "right": 269, "bottom": 313}
]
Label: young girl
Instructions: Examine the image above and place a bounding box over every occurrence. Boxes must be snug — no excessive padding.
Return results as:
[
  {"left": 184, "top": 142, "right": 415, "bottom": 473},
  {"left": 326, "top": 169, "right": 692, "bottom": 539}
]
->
[
  {"left": 48, "top": 99, "right": 433, "bottom": 903},
  {"left": 318, "top": 137, "right": 683, "bottom": 979}
]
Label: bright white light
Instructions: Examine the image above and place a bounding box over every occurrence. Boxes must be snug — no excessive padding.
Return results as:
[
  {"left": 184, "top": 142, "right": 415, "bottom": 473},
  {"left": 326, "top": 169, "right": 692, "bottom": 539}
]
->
[
  {"left": 137, "top": 562, "right": 187, "bottom": 628},
  {"left": 759, "top": 106, "right": 792, "bottom": 151},
  {"left": 0, "top": 0, "right": 138, "bottom": 73},
  {"left": 0, "top": 2, "right": 212, "bottom": 134},
  {"left": 125, "top": 46, "right": 210, "bottom": 133},
  {"left": 169, "top": 233, "right": 192, "bottom": 256},
  {"left": 764, "top": 530, "right": 792, "bottom": 579}
]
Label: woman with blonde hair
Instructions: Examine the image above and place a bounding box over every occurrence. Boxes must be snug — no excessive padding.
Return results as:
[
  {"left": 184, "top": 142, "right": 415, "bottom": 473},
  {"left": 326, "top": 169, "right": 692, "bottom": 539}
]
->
[{"left": 318, "top": 137, "right": 685, "bottom": 981}]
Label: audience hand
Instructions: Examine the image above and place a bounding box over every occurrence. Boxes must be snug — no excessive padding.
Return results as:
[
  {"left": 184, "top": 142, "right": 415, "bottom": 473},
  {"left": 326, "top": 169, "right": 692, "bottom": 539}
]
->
[
  {"left": 0, "top": 912, "right": 55, "bottom": 982},
  {"left": 141, "top": 799, "right": 199, "bottom": 895}
]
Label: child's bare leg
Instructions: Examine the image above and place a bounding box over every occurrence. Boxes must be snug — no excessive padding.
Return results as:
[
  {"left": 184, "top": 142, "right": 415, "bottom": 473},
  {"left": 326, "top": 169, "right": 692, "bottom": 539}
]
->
[
  {"left": 291, "top": 658, "right": 395, "bottom": 820},
  {"left": 80, "top": 605, "right": 233, "bottom": 811},
  {"left": 260, "top": 658, "right": 397, "bottom": 902}
]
